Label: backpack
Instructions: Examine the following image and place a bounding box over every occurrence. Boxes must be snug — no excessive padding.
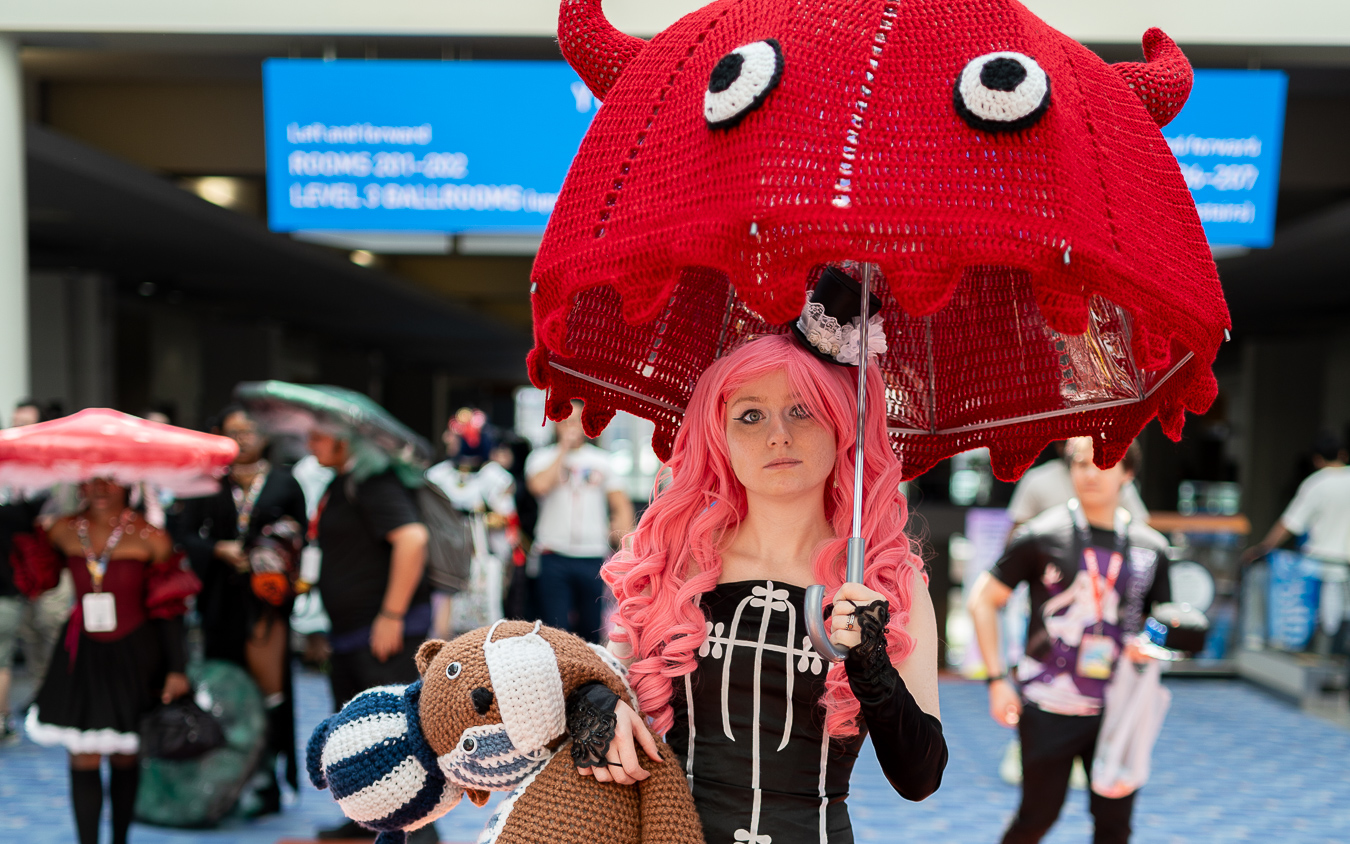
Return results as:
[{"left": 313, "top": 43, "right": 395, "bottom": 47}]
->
[{"left": 415, "top": 480, "right": 474, "bottom": 594}]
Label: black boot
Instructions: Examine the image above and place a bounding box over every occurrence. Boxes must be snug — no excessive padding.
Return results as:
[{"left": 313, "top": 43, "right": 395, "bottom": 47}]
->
[{"left": 244, "top": 752, "right": 283, "bottom": 818}]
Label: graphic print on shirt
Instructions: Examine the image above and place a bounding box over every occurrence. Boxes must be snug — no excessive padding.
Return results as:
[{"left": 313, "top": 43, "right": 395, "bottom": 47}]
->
[
  {"left": 1020, "top": 544, "right": 1151, "bottom": 716},
  {"left": 690, "top": 581, "right": 828, "bottom": 844}
]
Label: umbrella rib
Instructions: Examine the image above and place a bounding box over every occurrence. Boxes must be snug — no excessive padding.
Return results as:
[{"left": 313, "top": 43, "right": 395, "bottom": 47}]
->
[
  {"left": 549, "top": 363, "right": 687, "bottom": 413},
  {"left": 887, "top": 351, "right": 1195, "bottom": 438},
  {"left": 553, "top": 347, "right": 1194, "bottom": 442}
]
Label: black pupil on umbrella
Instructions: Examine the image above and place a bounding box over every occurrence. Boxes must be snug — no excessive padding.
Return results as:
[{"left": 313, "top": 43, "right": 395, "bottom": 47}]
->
[
  {"left": 709, "top": 53, "right": 745, "bottom": 93},
  {"left": 980, "top": 57, "right": 1027, "bottom": 92},
  {"left": 463, "top": 737, "right": 475, "bottom": 752}
]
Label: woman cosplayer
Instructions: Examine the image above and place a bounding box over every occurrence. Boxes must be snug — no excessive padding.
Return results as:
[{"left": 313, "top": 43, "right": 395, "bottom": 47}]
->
[
  {"left": 16, "top": 478, "right": 193, "bottom": 844},
  {"left": 579, "top": 333, "right": 947, "bottom": 843}
]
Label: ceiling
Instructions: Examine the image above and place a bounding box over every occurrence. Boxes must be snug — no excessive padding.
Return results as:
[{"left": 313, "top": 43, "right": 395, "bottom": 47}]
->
[{"left": 26, "top": 123, "right": 532, "bottom": 379}]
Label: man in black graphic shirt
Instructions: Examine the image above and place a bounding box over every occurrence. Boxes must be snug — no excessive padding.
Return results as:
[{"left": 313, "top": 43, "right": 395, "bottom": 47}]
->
[{"left": 969, "top": 438, "right": 1170, "bottom": 844}]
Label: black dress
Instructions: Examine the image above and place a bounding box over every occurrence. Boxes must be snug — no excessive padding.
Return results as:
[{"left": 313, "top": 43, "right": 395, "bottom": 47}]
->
[
  {"left": 26, "top": 554, "right": 186, "bottom": 755},
  {"left": 668, "top": 580, "right": 867, "bottom": 844},
  {"left": 172, "top": 466, "right": 308, "bottom": 787}
]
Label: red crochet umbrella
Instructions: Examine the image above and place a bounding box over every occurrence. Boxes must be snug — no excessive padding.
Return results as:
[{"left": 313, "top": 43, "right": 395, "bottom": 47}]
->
[
  {"left": 529, "top": 0, "right": 1231, "bottom": 482},
  {"left": 0, "top": 408, "right": 238, "bottom": 496}
]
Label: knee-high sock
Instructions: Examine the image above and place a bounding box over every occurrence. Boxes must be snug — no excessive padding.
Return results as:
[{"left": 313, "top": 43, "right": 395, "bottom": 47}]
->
[
  {"left": 69, "top": 767, "right": 103, "bottom": 844},
  {"left": 109, "top": 763, "right": 140, "bottom": 844}
]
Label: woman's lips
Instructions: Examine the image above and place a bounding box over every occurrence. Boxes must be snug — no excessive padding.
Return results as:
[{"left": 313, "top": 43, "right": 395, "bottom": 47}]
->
[{"left": 764, "top": 458, "right": 802, "bottom": 469}]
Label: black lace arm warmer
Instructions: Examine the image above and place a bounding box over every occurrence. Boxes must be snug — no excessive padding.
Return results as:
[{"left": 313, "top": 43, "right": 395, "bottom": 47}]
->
[
  {"left": 842, "top": 600, "right": 948, "bottom": 801},
  {"left": 566, "top": 682, "right": 620, "bottom": 768},
  {"left": 156, "top": 616, "right": 188, "bottom": 675}
]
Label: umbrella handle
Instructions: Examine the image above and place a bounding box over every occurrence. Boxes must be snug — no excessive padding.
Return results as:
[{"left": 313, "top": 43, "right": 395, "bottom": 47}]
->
[
  {"left": 805, "top": 261, "right": 877, "bottom": 663},
  {"left": 805, "top": 538, "right": 867, "bottom": 663}
]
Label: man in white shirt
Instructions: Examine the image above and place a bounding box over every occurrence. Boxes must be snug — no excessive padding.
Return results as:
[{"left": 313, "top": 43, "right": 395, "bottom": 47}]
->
[
  {"left": 1246, "top": 434, "right": 1350, "bottom": 641},
  {"left": 1247, "top": 434, "right": 1350, "bottom": 565},
  {"left": 525, "top": 401, "right": 634, "bottom": 642}
]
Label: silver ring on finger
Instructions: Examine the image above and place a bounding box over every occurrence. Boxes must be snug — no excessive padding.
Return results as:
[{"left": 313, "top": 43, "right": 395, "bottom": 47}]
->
[{"left": 843, "top": 614, "right": 856, "bottom": 631}]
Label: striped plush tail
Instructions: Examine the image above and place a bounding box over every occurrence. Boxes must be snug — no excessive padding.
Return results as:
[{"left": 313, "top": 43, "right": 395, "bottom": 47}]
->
[{"left": 306, "top": 715, "right": 334, "bottom": 790}]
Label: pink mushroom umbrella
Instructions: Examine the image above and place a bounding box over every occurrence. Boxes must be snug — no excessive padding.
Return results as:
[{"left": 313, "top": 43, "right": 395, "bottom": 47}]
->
[{"left": 0, "top": 408, "right": 238, "bottom": 497}]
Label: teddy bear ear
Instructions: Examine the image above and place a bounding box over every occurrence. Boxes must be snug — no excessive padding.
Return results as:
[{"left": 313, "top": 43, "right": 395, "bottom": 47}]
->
[{"left": 415, "top": 640, "right": 446, "bottom": 675}]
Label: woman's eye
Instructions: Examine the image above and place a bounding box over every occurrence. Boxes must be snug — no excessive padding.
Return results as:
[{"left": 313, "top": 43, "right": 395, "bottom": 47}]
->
[
  {"left": 790, "top": 405, "right": 811, "bottom": 420},
  {"left": 953, "top": 51, "right": 1051, "bottom": 133},
  {"left": 445, "top": 662, "right": 462, "bottom": 680},
  {"left": 735, "top": 410, "right": 764, "bottom": 424},
  {"left": 705, "top": 39, "right": 784, "bottom": 130}
]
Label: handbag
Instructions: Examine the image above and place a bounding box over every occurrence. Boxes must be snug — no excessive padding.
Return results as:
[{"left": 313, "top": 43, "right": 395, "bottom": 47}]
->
[
  {"left": 1090, "top": 658, "right": 1171, "bottom": 799},
  {"left": 247, "top": 518, "right": 305, "bottom": 606},
  {"left": 449, "top": 513, "right": 505, "bottom": 633},
  {"left": 139, "top": 695, "right": 226, "bottom": 761}
]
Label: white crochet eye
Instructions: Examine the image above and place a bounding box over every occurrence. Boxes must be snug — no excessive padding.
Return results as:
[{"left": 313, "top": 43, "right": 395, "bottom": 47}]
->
[
  {"left": 445, "top": 662, "right": 462, "bottom": 680},
  {"left": 705, "top": 39, "right": 784, "bottom": 130},
  {"left": 953, "top": 52, "right": 1050, "bottom": 133}
]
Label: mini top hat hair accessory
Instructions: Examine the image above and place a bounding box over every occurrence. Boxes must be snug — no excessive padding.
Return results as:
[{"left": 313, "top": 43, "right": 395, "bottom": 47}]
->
[{"left": 789, "top": 266, "right": 888, "bottom": 367}]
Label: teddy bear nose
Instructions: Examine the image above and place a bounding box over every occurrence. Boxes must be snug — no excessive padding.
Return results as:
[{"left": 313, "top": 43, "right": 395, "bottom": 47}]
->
[{"left": 471, "top": 687, "right": 494, "bottom": 715}]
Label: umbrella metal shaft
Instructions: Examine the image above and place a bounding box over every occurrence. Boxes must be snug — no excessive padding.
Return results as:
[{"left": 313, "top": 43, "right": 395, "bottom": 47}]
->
[
  {"left": 846, "top": 263, "right": 871, "bottom": 584},
  {"left": 805, "top": 262, "right": 876, "bottom": 662}
]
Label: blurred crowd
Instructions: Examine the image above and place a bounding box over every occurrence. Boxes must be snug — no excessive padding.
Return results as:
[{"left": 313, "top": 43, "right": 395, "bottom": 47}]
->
[
  {"left": 0, "top": 390, "right": 1346, "bottom": 844},
  {"left": 0, "top": 392, "right": 636, "bottom": 844}
]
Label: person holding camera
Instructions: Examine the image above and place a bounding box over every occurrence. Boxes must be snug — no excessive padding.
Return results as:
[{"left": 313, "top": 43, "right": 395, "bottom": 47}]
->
[{"left": 525, "top": 400, "right": 634, "bottom": 643}]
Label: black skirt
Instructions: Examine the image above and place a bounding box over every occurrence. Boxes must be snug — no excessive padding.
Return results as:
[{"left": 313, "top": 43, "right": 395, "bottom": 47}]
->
[{"left": 26, "top": 622, "right": 166, "bottom": 755}]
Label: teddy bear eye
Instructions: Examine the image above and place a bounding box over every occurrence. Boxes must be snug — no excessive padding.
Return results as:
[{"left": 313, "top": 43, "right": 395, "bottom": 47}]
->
[
  {"left": 705, "top": 39, "right": 784, "bottom": 130},
  {"left": 952, "top": 51, "right": 1051, "bottom": 133},
  {"left": 445, "top": 662, "right": 462, "bottom": 680},
  {"left": 462, "top": 736, "right": 476, "bottom": 753}
]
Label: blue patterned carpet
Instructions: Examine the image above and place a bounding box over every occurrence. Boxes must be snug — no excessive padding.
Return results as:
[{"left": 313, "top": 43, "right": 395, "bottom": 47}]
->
[{"left": 2, "top": 669, "right": 1347, "bottom": 843}]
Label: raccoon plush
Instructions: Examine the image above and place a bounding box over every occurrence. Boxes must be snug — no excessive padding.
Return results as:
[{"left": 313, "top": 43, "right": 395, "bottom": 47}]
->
[{"left": 307, "top": 620, "right": 703, "bottom": 844}]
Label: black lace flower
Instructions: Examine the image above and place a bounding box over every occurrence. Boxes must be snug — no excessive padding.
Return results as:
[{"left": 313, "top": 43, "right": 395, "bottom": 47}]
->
[{"left": 566, "top": 683, "right": 620, "bottom": 768}]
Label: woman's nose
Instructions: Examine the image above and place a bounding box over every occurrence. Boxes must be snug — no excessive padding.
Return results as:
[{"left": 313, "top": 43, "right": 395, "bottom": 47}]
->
[{"left": 766, "top": 416, "right": 791, "bottom": 447}]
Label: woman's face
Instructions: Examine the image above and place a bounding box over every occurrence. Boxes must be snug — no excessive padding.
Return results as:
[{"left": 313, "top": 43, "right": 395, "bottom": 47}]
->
[
  {"left": 81, "top": 478, "right": 127, "bottom": 511},
  {"left": 724, "top": 369, "right": 836, "bottom": 502},
  {"left": 222, "top": 411, "right": 266, "bottom": 464}
]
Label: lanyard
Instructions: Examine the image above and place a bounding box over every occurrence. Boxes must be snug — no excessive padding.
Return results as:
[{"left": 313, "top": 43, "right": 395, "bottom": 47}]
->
[
  {"left": 231, "top": 462, "right": 270, "bottom": 537},
  {"left": 307, "top": 491, "right": 330, "bottom": 544},
  {"left": 76, "top": 510, "right": 134, "bottom": 593},
  {"left": 1067, "top": 499, "right": 1130, "bottom": 627}
]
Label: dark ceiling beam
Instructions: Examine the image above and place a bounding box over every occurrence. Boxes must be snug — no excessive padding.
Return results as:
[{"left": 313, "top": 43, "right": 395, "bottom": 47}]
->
[{"left": 25, "top": 123, "right": 530, "bottom": 376}]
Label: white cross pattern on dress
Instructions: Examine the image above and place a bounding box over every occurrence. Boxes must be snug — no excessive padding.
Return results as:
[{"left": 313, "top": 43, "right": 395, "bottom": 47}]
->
[{"left": 690, "top": 581, "right": 832, "bottom": 844}]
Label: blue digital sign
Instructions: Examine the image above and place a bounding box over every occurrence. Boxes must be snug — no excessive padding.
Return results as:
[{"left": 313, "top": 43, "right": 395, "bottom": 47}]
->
[
  {"left": 262, "top": 60, "right": 598, "bottom": 233},
  {"left": 1165, "top": 70, "right": 1287, "bottom": 248}
]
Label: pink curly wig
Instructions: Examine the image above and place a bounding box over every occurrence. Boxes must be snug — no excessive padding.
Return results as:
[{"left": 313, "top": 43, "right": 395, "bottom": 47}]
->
[{"left": 603, "top": 334, "right": 924, "bottom": 737}]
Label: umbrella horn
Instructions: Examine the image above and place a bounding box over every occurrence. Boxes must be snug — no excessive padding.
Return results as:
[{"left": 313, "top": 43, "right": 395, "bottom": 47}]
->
[
  {"left": 559, "top": 0, "right": 649, "bottom": 101},
  {"left": 1112, "top": 28, "right": 1192, "bottom": 128}
]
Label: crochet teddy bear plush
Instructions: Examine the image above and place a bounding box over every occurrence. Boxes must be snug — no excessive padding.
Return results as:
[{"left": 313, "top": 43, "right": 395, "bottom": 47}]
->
[{"left": 307, "top": 620, "right": 704, "bottom": 844}]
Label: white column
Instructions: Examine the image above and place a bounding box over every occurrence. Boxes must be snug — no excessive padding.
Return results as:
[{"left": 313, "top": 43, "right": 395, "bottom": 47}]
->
[{"left": 0, "top": 34, "right": 27, "bottom": 423}]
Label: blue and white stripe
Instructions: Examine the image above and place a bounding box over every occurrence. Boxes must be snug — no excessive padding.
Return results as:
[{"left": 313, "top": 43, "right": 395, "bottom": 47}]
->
[{"left": 308, "top": 681, "right": 462, "bottom": 840}]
